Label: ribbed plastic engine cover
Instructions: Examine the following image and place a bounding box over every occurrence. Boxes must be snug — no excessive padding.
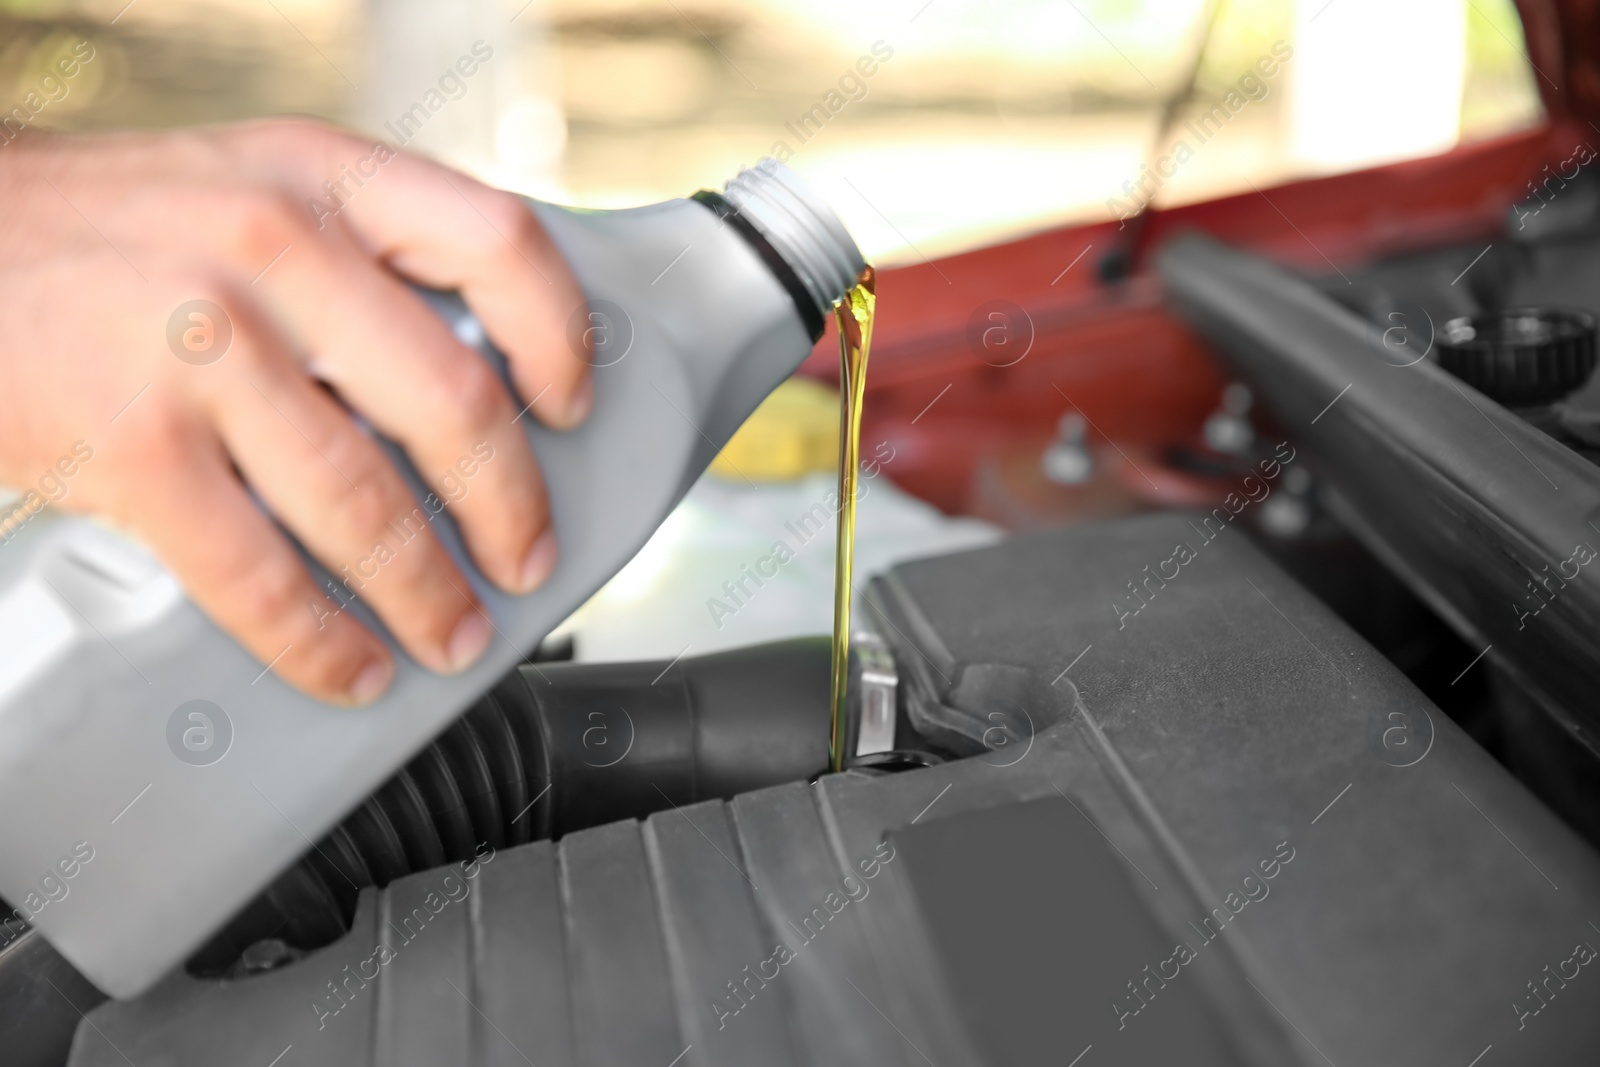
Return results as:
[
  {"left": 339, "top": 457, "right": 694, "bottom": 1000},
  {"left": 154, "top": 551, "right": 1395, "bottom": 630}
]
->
[{"left": 64, "top": 513, "right": 1600, "bottom": 1066}]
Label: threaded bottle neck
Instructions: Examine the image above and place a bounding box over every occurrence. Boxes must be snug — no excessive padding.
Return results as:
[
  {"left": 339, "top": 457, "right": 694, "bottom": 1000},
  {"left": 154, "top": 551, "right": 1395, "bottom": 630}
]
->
[{"left": 713, "top": 160, "right": 866, "bottom": 334}]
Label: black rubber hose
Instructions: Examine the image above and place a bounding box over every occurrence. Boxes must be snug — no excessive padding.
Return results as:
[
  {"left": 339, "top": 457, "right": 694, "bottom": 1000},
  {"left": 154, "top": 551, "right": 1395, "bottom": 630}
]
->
[
  {"left": 186, "top": 637, "right": 832, "bottom": 976},
  {"left": 514, "top": 635, "right": 834, "bottom": 837}
]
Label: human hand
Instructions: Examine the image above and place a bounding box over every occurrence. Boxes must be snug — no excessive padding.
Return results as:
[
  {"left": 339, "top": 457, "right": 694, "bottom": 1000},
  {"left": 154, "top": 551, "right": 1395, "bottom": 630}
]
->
[{"left": 0, "top": 119, "right": 590, "bottom": 705}]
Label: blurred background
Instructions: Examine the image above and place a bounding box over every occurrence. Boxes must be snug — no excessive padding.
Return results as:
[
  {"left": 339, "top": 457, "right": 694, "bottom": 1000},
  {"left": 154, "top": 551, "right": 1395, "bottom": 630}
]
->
[
  {"left": 0, "top": 0, "right": 1551, "bottom": 660},
  {"left": 0, "top": 0, "right": 1541, "bottom": 264}
]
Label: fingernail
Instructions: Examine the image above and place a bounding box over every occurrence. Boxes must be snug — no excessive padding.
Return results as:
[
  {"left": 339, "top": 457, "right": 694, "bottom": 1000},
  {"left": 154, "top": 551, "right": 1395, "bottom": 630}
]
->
[
  {"left": 348, "top": 656, "right": 394, "bottom": 705},
  {"left": 447, "top": 609, "right": 492, "bottom": 671},
  {"left": 563, "top": 377, "right": 594, "bottom": 427},
  {"left": 519, "top": 529, "right": 558, "bottom": 592}
]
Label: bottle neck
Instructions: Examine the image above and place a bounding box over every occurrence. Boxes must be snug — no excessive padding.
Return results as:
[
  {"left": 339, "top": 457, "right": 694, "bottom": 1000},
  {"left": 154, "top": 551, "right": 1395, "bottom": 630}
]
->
[{"left": 693, "top": 160, "right": 866, "bottom": 341}]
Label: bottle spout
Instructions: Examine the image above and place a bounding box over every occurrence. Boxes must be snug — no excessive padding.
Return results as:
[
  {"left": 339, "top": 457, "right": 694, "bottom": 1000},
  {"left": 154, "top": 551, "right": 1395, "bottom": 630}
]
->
[{"left": 696, "top": 159, "right": 867, "bottom": 340}]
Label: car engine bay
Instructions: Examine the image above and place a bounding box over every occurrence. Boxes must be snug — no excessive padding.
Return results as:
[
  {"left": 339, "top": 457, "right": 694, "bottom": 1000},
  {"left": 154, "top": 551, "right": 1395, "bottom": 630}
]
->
[{"left": 8, "top": 122, "right": 1600, "bottom": 1067}]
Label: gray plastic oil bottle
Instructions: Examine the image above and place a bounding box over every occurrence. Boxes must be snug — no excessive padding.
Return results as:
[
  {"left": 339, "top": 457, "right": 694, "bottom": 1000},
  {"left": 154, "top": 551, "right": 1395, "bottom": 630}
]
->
[{"left": 0, "top": 160, "right": 865, "bottom": 997}]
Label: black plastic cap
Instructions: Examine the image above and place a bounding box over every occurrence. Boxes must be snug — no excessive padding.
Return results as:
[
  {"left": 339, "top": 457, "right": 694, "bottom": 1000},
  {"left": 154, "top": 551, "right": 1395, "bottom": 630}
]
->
[{"left": 1437, "top": 308, "right": 1598, "bottom": 406}]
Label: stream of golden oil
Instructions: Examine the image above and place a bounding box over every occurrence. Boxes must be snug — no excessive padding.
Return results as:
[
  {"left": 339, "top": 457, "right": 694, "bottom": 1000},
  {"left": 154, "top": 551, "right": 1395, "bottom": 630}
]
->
[{"left": 829, "top": 265, "right": 876, "bottom": 774}]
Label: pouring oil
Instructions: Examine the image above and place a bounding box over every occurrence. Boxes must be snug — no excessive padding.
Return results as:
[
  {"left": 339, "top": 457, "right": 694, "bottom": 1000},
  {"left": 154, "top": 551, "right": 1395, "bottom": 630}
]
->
[{"left": 829, "top": 265, "right": 877, "bottom": 773}]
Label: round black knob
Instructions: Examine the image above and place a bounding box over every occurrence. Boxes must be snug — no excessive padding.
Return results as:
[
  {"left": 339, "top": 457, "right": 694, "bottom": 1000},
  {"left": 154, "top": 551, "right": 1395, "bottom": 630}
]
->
[{"left": 1437, "top": 308, "right": 1598, "bottom": 406}]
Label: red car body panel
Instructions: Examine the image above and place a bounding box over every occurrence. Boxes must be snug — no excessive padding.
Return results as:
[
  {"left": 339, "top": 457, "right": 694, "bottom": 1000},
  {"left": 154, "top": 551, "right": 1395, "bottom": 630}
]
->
[{"left": 797, "top": 0, "right": 1595, "bottom": 519}]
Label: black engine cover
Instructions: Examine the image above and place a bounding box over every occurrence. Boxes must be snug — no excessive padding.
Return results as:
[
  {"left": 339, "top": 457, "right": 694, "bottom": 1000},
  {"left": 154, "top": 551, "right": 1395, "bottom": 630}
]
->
[{"left": 66, "top": 512, "right": 1600, "bottom": 1066}]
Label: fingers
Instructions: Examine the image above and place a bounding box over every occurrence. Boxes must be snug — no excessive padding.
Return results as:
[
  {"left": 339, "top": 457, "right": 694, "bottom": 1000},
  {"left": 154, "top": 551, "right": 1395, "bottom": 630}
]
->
[
  {"left": 202, "top": 335, "right": 495, "bottom": 677},
  {"left": 20, "top": 121, "right": 585, "bottom": 702},
  {"left": 203, "top": 194, "right": 558, "bottom": 596},
  {"left": 347, "top": 161, "right": 594, "bottom": 430},
  {"left": 222, "top": 121, "right": 593, "bottom": 431},
  {"left": 123, "top": 429, "right": 395, "bottom": 706}
]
